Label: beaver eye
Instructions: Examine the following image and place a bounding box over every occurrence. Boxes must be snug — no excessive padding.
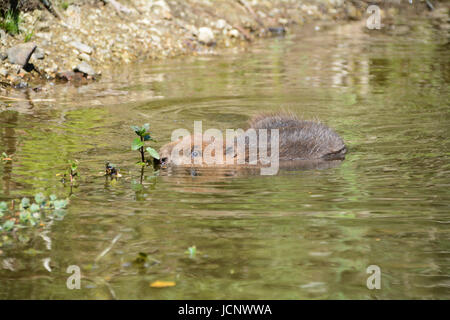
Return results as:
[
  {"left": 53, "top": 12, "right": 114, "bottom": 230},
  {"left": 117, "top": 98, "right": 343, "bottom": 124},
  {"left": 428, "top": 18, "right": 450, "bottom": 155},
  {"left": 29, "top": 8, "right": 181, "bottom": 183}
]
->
[{"left": 191, "top": 150, "right": 200, "bottom": 158}]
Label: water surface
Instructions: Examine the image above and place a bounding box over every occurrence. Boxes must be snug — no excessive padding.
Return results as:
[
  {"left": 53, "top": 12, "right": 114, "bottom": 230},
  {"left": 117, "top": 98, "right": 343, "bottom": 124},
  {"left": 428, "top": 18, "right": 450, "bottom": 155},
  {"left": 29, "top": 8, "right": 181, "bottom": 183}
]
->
[{"left": 0, "top": 20, "right": 449, "bottom": 299}]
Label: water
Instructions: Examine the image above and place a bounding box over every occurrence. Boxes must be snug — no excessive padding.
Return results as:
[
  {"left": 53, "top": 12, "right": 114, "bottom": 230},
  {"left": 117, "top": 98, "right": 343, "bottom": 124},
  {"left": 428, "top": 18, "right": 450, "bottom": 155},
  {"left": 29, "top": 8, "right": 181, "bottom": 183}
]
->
[{"left": 0, "top": 21, "right": 449, "bottom": 299}]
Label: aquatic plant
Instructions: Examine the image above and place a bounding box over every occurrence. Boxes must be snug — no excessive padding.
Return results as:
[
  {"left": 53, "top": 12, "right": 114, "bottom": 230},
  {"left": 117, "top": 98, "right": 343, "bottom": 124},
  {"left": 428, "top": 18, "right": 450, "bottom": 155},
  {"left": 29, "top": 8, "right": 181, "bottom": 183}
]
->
[
  {"left": 186, "top": 245, "right": 197, "bottom": 258},
  {"left": 68, "top": 159, "right": 78, "bottom": 182},
  {"left": 1, "top": 152, "right": 12, "bottom": 161},
  {"left": 105, "top": 162, "right": 117, "bottom": 176},
  {"left": 0, "top": 193, "right": 69, "bottom": 233},
  {"left": 131, "top": 124, "right": 159, "bottom": 165}
]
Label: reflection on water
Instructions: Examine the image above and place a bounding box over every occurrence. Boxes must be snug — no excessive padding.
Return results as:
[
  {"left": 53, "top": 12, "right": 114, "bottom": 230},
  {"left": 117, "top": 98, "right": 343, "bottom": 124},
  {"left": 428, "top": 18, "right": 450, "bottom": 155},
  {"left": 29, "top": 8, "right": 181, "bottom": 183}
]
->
[{"left": 0, "top": 20, "right": 449, "bottom": 299}]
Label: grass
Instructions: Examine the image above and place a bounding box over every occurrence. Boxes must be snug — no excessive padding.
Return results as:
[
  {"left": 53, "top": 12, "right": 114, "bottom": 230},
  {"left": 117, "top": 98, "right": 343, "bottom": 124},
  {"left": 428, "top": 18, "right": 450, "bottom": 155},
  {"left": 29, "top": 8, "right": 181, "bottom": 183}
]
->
[
  {"left": 24, "top": 30, "right": 34, "bottom": 42},
  {"left": 61, "top": 1, "right": 70, "bottom": 10},
  {"left": 0, "top": 9, "right": 21, "bottom": 35}
]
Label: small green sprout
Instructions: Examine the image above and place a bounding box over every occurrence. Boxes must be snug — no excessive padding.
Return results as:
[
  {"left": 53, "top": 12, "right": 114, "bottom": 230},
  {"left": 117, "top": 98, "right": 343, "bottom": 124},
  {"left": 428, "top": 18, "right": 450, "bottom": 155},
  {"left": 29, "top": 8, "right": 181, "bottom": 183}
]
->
[
  {"left": 61, "top": 1, "right": 70, "bottom": 10},
  {"left": 186, "top": 245, "right": 197, "bottom": 258},
  {"left": 105, "top": 162, "right": 121, "bottom": 177},
  {"left": 131, "top": 124, "right": 160, "bottom": 165},
  {"left": 24, "top": 30, "right": 34, "bottom": 42},
  {"left": 2, "top": 220, "right": 15, "bottom": 232},
  {"left": 1, "top": 152, "right": 12, "bottom": 161},
  {"left": 68, "top": 160, "right": 78, "bottom": 182}
]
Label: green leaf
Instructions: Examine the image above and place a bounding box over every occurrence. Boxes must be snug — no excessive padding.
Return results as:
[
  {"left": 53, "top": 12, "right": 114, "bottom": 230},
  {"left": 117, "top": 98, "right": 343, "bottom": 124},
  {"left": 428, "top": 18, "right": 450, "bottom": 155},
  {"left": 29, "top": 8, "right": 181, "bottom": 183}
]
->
[
  {"left": 30, "top": 203, "right": 40, "bottom": 213},
  {"left": 146, "top": 147, "right": 160, "bottom": 160},
  {"left": 34, "top": 193, "right": 45, "bottom": 205},
  {"left": 19, "top": 211, "right": 30, "bottom": 223},
  {"left": 186, "top": 246, "right": 196, "bottom": 258},
  {"left": 3, "top": 220, "right": 15, "bottom": 231},
  {"left": 69, "top": 160, "right": 78, "bottom": 173},
  {"left": 53, "top": 199, "right": 68, "bottom": 210},
  {"left": 49, "top": 194, "right": 58, "bottom": 201},
  {"left": 143, "top": 134, "right": 153, "bottom": 141},
  {"left": 21, "top": 197, "right": 30, "bottom": 209},
  {"left": 131, "top": 125, "right": 140, "bottom": 134},
  {"left": 0, "top": 201, "right": 7, "bottom": 212},
  {"left": 131, "top": 137, "right": 144, "bottom": 150},
  {"left": 142, "top": 123, "right": 150, "bottom": 132}
]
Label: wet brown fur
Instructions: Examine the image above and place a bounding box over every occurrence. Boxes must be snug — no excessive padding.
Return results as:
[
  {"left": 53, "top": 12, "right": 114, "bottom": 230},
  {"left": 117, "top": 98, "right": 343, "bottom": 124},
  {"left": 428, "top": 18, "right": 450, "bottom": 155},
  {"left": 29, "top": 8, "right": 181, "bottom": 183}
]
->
[{"left": 159, "top": 113, "right": 347, "bottom": 167}]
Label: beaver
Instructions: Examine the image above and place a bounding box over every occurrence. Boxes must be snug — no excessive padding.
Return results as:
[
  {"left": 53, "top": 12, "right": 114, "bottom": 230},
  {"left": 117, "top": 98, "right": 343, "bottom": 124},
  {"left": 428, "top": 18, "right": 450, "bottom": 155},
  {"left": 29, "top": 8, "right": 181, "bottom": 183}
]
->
[{"left": 158, "top": 113, "right": 346, "bottom": 172}]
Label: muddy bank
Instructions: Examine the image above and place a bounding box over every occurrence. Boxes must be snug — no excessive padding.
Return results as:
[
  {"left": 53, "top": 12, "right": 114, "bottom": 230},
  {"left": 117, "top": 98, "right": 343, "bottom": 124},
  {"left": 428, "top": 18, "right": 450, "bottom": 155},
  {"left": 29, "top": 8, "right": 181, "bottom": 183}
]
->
[{"left": 0, "top": 0, "right": 448, "bottom": 91}]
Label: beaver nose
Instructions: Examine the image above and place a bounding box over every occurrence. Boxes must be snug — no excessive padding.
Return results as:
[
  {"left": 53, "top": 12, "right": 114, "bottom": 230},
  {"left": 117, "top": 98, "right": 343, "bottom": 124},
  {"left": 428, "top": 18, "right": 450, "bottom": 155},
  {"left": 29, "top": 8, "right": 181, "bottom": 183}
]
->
[{"left": 160, "top": 157, "right": 168, "bottom": 165}]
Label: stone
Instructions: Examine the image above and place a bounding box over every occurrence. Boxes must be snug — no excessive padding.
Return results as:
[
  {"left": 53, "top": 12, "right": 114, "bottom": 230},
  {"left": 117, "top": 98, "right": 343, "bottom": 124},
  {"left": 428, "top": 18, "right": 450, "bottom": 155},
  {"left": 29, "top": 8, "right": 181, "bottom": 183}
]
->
[
  {"left": 0, "top": 30, "right": 6, "bottom": 45},
  {"left": 57, "top": 71, "right": 84, "bottom": 82},
  {"left": 268, "top": 27, "right": 286, "bottom": 35},
  {"left": 215, "top": 19, "right": 227, "bottom": 29},
  {"left": 7, "top": 42, "right": 37, "bottom": 67},
  {"left": 0, "top": 52, "right": 7, "bottom": 61},
  {"left": 79, "top": 53, "right": 91, "bottom": 62},
  {"left": 198, "top": 27, "right": 215, "bottom": 45},
  {"left": 70, "top": 41, "right": 93, "bottom": 54},
  {"left": 0, "top": 68, "right": 8, "bottom": 77},
  {"left": 33, "top": 47, "right": 45, "bottom": 59},
  {"left": 228, "top": 29, "right": 240, "bottom": 38},
  {"left": 35, "top": 32, "right": 52, "bottom": 41},
  {"left": 74, "top": 61, "right": 96, "bottom": 76}
]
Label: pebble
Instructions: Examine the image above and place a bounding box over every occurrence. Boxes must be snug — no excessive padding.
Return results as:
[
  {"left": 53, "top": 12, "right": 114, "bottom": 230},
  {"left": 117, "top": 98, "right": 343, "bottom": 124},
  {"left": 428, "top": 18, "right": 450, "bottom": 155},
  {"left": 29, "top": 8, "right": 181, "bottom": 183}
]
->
[
  {"left": 228, "top": 29, "right": 240, "bottom": 38},
  {"left": 0, "top": 68, "right": 8, "bottom": 77},
  {"left": 198, "top": 27, "right": 215, "bottom": 45},
  {"left": 74, "top": 61, "right": 96, "bottom": 76},
  {"left": 70, "top": 41, "right": 93, "bottom": 54},
  {"left": 79, "top": 53, "right": 91, "bottom": 62},
  {"left": 33, "top": 47, "right": 45, "bottom": 60},
  {"left": 6, "top": 42, "right": 37, "bottom": 67},
  {"left": 215, "top": 19, "right": 227, "bottom": 29},
  {"left": 0, "top": 30, "right": 6, "bottom": 45}
]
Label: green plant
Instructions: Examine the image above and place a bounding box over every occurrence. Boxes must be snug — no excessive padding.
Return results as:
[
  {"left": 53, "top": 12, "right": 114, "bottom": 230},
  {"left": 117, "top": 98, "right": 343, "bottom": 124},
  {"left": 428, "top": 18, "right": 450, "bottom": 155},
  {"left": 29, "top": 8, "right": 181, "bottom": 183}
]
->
[
  {"left": 131, "top": 124, "right": 160, "bottom": 165},
  {"left": 61, "top": 1, "right": 70, "bottom": 10},
  {"left": 186, "top": 245, "right": 197, "bottom": 258},
  {"left": 0, "top": 9, "right": 21, "bottom": 35},
  {"left": 1, "top": 152, "right": 12, "bottom": 161},
  {"left": 24, "top": 30, "right": 34, "bottom": 42},
  {"left": 68, "top": 160, "right": 78, "bottom": 182},
  {"left": 0, "top": 193, "right": 69, "bottom": 233}
]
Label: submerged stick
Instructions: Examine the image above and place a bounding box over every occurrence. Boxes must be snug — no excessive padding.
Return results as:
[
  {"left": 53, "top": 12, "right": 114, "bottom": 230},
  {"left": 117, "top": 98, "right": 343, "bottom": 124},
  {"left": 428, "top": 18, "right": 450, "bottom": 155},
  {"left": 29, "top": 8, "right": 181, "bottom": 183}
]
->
[{"left": 95, "top": 234, "right": 122, "bottom": 263}]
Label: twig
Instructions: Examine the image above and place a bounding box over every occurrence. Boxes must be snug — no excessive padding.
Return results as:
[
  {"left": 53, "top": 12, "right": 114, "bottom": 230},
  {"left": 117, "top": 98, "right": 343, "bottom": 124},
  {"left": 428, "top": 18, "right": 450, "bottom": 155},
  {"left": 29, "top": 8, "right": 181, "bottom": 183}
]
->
[
  {"left": 40, "top": 0, "right": 60, "bottom": 19},
  {"left": 95, "top": 234, "right": 122, "bottom": 263},
  {"left": 236, "top": 0, "right": 265, "bottom": 28}
]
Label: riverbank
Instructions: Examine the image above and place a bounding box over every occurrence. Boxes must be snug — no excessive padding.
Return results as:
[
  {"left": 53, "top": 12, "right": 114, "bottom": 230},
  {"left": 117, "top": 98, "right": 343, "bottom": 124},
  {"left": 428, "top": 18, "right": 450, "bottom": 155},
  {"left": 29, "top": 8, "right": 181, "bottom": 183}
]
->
[{"left": 0, "top": 0, "right": 448, "bottom": 91}]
